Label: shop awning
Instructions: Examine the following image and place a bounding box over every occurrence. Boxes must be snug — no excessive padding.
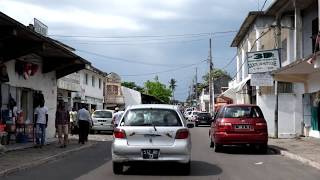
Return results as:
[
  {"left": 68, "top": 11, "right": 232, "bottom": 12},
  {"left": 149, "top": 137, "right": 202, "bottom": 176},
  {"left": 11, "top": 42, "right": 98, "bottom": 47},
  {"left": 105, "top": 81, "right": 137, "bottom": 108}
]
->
[
  {"left": 272, "top": 53, "right": 320, "bottom": 83},
  {"left": 220, "top": 77, "right": 250, "bottom": 100},
  {"left": 0, "top": 12, "right": 90, "bottom": 79}
]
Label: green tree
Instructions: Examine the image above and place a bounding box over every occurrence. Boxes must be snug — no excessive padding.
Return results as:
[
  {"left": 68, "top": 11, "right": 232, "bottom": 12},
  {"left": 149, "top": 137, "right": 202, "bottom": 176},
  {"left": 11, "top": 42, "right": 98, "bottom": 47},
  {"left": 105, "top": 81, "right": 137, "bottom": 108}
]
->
[
  {"left": 144, "top": 80, "right": 172, "bottom": 103},
  {"left": 169, "top": 78, "right": 177, "bottom": 101},
  {"left": 202, "top": 69, "right": 231, "bottom": 94},
  {"left": 121, "top": 81, "right": 144, "bottom": 92}
]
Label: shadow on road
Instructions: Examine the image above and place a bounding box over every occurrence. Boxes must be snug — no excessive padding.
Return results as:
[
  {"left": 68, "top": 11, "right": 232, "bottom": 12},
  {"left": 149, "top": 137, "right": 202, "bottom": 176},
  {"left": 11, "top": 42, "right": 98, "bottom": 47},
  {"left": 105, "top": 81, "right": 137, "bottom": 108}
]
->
[
  {"left": 214, "top": 145, "right": 279, "bottom": 155},
  {"left": 123, "top": 160, "right": 222, "bottom": 176}
]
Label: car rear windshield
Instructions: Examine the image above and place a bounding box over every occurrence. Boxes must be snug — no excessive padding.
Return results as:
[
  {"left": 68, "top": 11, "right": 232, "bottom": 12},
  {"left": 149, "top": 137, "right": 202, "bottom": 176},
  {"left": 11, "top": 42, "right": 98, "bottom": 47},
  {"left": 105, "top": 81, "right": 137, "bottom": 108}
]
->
[
  {"left": 222, "top": 106, "right": 264, "bottom": 118},
  {"left": 92, "top": 111, "right": 112, "bottom": 118},
  {"left": 121, "top": 109, "right": 182, "bottom": 126},
  {"left": 198, "top": 113, "right": 210, "bottom": 117}
]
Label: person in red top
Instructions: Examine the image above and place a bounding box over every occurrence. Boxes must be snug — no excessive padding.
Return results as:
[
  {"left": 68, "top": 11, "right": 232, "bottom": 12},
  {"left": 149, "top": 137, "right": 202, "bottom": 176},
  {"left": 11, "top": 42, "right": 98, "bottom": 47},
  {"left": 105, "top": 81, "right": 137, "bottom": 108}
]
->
[{"left": 55, "top": 101, "right": 70, "bottom": 148}]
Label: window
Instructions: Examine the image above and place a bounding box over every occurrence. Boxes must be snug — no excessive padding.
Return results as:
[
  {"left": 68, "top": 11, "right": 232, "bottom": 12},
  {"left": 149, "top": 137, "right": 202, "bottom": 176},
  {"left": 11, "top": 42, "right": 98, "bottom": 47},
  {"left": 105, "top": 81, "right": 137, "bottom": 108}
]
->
[
  {"left": 113, "top": 85, "right": 119, "bottom": 95},
  {"left": 84, "top": 73, "right": 88, "bottom": 85},
  {"left": 92, "top": 76, "right": 95, "bottom": 87},
  {"left": 281, "top": 39, "right": 287, "bottom": 63},
  {"left": 222, "top": 106, "right": 264, "bottom": 118},
  {"left": 92, "top": 111, "right": 112, "bottom": 118},
  {"left": 278, "top": 82, "right": 293, "bottom": 93},
  {"left": 312, "top": 18, "right": 319, "bottom": 52},
  {"left": 121, "top": 109, "right": 182, "bottom": 126},
  {"left": 99, "top": 78, "right": 102, "bottom": 89},
  {"left": 107, "top": 85, "right": 112, "bottom": 93}
]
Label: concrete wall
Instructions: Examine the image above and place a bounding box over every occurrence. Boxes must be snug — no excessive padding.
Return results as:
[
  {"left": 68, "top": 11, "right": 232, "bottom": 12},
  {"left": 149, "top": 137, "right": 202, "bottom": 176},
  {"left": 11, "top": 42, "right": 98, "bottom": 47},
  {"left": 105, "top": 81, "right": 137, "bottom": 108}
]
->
[
  {"left": 5, "top": 59, "right": 57, "bottom": 138},
  {"left": 307, "top": 71, "right": 320, "bottom": 93},
  {"left": 121, "top": 86, "right": 141, "bottom": 108},
  {"left": 257, "top": 83, "right": 304, "bottom": 138}
]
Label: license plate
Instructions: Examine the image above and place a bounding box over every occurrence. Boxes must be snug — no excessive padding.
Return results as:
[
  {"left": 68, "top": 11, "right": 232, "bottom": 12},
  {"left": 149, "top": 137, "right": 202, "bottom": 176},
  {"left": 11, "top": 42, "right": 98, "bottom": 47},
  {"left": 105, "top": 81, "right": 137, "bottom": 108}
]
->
[
  {"left": 235, "top": 125, "right": 251, "bottom": 129},
  {"left": 141, "top": 149, "right": 160, "bottom": 159}
]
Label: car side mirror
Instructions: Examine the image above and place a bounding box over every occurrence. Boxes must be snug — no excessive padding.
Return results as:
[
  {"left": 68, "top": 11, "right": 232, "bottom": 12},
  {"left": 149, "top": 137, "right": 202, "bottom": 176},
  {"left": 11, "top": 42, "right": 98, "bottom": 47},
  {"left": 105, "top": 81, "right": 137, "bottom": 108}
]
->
[{"left": 187, "top": 123, "right": 194, "bottom": 128}]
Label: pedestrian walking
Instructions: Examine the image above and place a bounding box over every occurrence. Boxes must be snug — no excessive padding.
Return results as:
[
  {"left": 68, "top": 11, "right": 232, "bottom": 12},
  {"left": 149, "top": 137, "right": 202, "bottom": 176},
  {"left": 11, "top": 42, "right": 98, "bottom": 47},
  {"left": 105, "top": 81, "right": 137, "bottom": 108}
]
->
[
  {"left": 34, "top": 100, "right": 48, "bottom": 148},
  {"left": 77, "top": 105, "right": 92, "bottom": 144},
  {"left": 55, "top": 101, "right": 70, "bottom": 148},
  {"left": 112, "top": 107, "right": 124, "bottom": 128},
  {"left": 69, "top": 107, "right": 78, "bottom": 135}
]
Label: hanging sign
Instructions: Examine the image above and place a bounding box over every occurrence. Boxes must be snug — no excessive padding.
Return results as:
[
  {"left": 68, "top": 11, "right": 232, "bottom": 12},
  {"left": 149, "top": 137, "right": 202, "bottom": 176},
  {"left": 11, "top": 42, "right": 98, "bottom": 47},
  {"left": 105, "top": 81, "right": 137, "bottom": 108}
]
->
[
  {"left": 247, "top": 49, "right": 280, "bottom": 74},
  {"left": 250, "top": 73, "right": 273, "bottom": 86}
]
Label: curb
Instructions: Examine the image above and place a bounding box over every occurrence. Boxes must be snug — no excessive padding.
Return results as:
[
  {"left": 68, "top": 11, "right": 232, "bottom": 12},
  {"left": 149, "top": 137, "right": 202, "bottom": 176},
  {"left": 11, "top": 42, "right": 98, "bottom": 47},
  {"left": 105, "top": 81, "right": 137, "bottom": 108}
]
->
[
  {"left": 269, "top": 145, "right": 320, "bottom": 170},
  {"left": 0, "top": 142, "right": 97, "bottom": 177}
]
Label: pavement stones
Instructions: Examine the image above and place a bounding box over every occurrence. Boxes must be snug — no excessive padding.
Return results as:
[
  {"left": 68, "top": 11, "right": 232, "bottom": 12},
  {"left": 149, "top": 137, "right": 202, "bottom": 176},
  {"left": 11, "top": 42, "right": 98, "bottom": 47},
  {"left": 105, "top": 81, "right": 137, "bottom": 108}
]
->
[
  {"left": 0, "top": 139, "right": 96, "bottom": 177},
  {"left": 268, "top": 137, "right": 320, "bottom": 170}
]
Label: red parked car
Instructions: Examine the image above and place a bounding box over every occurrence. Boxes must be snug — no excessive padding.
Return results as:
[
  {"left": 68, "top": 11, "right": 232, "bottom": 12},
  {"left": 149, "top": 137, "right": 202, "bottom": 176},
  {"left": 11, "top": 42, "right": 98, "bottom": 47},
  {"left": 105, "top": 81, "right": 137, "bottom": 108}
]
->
[{"left": 209, "top": 104, "right": 268, "bottom": 153}]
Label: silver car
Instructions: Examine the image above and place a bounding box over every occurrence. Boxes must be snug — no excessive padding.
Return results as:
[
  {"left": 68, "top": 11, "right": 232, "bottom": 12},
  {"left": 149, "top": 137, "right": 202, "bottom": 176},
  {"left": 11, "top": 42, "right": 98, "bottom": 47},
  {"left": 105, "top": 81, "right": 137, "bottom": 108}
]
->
[
  {"left": 112, "top": 104, "right": 193, "bottom": 174},
  {"left": 91, "top": 110, "right": 114, "bottom": 133}
]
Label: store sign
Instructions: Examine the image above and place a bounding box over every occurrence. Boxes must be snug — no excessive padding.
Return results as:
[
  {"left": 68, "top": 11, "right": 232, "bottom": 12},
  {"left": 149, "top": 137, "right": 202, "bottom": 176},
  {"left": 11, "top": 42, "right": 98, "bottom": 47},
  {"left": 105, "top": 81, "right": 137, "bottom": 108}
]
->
[
  {"left": 247, "top": 49, "right": 280, "bottom": 74},
  {"left": 250, "top": 73, "right": 273, "bottom": 86},
  {"left": 34, "top": 18, "right": 48, "bottom": 36}
]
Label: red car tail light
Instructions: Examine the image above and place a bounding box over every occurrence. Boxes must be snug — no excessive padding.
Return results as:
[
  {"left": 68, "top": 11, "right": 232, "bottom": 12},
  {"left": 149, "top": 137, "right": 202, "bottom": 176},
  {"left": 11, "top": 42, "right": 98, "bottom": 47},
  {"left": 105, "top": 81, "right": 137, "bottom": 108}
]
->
[
  {"left": 216, "top": 122, "right": 232, "bottom": 131},
  {"left": 113, "top": 129, "right": 126, "bottom": 139},
  {"left": 256, "top": 122, "right": 267, "bottom": 126},
  {"left": 175, "top": 129, "right": 189, "bottom": 139}
]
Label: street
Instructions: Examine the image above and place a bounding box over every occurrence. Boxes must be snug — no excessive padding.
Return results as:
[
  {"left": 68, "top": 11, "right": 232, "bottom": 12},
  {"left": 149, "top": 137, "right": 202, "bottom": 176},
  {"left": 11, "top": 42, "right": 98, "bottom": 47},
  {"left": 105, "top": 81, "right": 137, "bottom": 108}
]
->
[{"left": 2, "top": 127, "right": 320, "bottom": 180}]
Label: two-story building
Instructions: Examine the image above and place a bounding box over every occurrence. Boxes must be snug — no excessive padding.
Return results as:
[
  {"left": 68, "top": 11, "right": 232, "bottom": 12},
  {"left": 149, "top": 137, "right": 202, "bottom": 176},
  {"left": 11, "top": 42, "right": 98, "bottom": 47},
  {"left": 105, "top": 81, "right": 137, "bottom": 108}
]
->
[
  {"left": 104, "top": 72, "right": 125, "bottom": 109},
  {"left": 222, "top": 0, "right": 320, "bottom": 138}
]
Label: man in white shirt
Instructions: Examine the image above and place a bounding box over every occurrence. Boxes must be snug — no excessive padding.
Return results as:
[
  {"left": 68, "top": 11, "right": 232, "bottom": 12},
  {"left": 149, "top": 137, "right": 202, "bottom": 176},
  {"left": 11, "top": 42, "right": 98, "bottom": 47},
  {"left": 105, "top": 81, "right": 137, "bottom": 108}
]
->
[
  {"left": 77, "top": 104, "right": 92, "bottom": 144},
  {"left": 113, "top": 107, "right": 124, "bottom": 127},
  {"left": 34, "top": 100, "right": 48, "bottom": 148}
]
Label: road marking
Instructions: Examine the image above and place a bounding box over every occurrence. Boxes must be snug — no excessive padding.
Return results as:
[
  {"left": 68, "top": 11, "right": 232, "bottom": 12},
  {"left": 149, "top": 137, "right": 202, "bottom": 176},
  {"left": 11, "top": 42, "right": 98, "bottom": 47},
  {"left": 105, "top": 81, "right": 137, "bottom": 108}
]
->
[{"left": 255, "top": 162, "right": 264, "bottom": 165}]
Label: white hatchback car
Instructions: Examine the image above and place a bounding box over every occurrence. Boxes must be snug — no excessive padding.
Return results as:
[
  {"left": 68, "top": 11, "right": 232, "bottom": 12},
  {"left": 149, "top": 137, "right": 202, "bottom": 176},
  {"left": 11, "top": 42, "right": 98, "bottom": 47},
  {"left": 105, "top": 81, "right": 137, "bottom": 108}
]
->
[
  {"left": 112, "top": 104, "right": 193, "bottom": 174},
  {"left": 91, "top": 110, "right": 114, "bottom": 133}
]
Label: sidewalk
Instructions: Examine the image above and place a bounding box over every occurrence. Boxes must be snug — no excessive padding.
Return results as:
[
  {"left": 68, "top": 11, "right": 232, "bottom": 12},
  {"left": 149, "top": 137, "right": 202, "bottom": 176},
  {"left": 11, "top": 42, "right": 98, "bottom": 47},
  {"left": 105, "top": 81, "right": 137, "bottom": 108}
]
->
[
  {"left": 268, "top": 137, "right": 320, "bottom": 170},
  {"left": 0, "top": 139, "right": 96, "bottom": 176}
]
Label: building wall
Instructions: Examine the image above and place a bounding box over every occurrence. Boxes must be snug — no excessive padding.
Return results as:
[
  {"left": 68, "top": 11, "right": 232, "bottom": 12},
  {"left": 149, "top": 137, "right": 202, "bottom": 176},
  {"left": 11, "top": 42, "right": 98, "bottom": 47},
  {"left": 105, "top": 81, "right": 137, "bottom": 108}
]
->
[
  {"left": 121, "top": 86, "right": 141, "bottom": 108},
  {"left": 257, "top": 83, "right": 304, "bottom": 138},
  {"left": 79, "top": 69, "right": 104, "bottom": 109},
  {"left": 5, "top": 60, "right": 57, "bottom": 138}
]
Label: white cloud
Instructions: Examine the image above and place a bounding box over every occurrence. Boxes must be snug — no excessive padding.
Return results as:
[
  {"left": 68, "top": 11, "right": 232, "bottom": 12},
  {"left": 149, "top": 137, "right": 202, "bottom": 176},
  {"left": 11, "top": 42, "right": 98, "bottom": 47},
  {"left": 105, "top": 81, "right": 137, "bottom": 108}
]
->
[{"left": 0, "top": 0, "right": 145, "bottom": 31}]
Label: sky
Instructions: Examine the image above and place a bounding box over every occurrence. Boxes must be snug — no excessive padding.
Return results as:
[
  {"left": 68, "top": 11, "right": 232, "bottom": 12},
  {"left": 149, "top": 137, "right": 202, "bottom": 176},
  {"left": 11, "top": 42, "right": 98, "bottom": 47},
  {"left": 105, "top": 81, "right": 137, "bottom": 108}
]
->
[{"left": 0, "top": 0, "right": 272, "bottom": 101}]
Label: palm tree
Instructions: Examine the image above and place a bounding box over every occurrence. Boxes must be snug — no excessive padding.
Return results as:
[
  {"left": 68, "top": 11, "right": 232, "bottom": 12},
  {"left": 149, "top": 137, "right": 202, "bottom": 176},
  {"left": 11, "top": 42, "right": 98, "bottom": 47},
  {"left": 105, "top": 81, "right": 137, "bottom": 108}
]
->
[{"left": 169, "top": 78, "right": 177, "bottom": 103}]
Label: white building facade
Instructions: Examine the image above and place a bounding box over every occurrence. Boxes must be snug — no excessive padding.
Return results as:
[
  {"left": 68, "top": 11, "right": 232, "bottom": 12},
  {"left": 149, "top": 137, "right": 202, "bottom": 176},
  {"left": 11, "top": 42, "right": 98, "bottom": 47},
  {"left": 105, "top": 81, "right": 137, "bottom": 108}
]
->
[{"left": 223, "top": 0, "right": 320, "bottom": 138}]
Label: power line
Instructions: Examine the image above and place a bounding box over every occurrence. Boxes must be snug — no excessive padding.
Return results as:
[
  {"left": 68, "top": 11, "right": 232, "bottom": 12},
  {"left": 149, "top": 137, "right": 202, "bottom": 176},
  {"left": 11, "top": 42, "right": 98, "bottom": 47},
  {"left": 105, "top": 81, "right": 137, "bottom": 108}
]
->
[
  {"left": 49, "top": 30, "right": 237, "bottom": 39},
  {"left": 120, "top": 60, "right": 207, "bottom": 77},
  {"left": 73, "top": 38, "right": 208, "bottom": 45},
  {"left": 260, "top": 0, "right": 268, "bottom": 11},
  {"left": 77, "top": 49, "right": 200, "bottom": 67}
]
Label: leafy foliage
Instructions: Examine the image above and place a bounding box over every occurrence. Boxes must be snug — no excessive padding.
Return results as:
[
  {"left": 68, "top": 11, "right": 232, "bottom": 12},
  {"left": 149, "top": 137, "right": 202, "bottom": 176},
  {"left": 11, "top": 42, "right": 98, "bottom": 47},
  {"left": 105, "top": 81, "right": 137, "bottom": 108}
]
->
[
  {"left": 121, "top": 81, "right": 144, "bottom": 92},
  {"left": 144, "top": 80, "right": 172, "bottom": 103}
]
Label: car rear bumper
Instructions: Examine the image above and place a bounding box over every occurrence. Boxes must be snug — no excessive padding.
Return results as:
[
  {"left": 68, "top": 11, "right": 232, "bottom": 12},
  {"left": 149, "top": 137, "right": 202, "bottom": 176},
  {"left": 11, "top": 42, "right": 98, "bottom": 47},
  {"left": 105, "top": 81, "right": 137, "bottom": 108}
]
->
[
  {"left": 214, "top": 132, "right": 268, "bottom": 145},
  {"left": 112, "top": 139, "right": 191, "bottom": 164},
  {"left": 91, "top": 125, "right": 114, "bottom": 131}
]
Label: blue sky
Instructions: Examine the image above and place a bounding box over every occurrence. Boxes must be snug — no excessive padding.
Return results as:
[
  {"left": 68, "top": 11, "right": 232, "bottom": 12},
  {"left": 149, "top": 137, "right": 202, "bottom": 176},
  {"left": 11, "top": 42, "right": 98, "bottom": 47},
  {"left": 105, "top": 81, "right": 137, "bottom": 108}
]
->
[{"left": 0, "top": 0, "right": 272, "bottom": 101}]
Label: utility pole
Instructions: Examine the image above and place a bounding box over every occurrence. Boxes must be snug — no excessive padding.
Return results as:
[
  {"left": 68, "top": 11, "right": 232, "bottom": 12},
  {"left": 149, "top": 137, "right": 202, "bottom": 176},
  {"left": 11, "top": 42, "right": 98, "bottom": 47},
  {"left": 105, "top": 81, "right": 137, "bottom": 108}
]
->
[
  {"left": 209, "top": 38, "right": 214, "bottom": 115},
  {"left": 274, "top": 15, "right": 282, "bottom": 139},
  {"left": 195, "top": 67, "right": 198, "bottom": 107}
]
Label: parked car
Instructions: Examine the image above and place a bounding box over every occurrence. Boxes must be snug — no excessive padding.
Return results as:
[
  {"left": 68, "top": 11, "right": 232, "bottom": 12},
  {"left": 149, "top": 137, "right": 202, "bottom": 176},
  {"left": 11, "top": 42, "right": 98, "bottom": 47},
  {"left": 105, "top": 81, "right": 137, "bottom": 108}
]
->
[
  {"left": 112, "top": 104, "right": 192, "bottom": 174},
  {"left": 91, "top": 110, "right": 114, "bottom": 133},
  {"left": 195, "top": 112, "right": 212, "bottom": 126},
  {"left": 209, "top": 104, "right": 268, "bottom": 153},
  {"left": 188, "top": 111, "right": 199, "bottom": 122}
]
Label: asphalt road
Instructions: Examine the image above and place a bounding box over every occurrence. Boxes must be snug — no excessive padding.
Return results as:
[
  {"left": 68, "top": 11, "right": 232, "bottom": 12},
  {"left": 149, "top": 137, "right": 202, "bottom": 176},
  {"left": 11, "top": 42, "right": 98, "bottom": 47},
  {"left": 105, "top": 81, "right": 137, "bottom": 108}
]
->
[{"left": 2, "top": 127, "right": 320, "bottom": 180}]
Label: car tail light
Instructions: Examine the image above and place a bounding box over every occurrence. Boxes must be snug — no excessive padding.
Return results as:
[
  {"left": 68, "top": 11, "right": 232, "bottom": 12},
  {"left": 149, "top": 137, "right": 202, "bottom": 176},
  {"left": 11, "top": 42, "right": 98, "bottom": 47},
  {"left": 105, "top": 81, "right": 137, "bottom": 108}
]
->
[
  {"left": 175, "top": 129, "right": 189, "bottom": 139},
  {"left": 256, "top": 122, "right": 267, "bottom": 126},
  {"left": 113, "top": 129, "right": 126, "bottom": 139},
  {"left": 216, "top": 122, "right": 232, "bottom": 131}
]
